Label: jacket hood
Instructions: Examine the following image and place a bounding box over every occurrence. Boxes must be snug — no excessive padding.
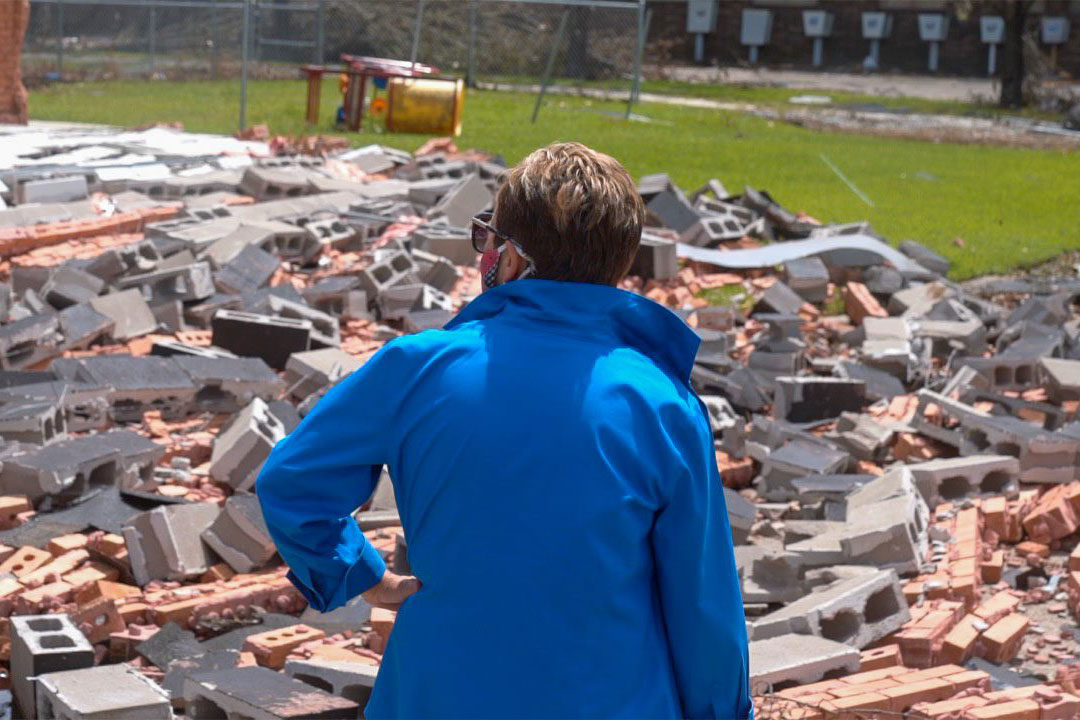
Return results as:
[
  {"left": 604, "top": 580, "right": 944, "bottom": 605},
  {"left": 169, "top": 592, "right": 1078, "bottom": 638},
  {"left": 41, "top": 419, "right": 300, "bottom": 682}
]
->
[{"left": 445, "top": 279, "right": 700, "bottom": 382}]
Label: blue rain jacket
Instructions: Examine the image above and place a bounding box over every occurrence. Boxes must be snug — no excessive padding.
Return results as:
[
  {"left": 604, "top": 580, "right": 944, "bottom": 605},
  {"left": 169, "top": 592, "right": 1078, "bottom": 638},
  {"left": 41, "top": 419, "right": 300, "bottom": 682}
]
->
[{"left": 256, "top": 279, "right": 752, "bottom": 719}]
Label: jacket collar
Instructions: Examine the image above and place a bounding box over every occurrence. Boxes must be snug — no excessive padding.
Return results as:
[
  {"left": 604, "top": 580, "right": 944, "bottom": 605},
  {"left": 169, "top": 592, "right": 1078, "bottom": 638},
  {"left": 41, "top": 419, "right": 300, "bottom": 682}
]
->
[{"left": 445, "top": 279, "right": 700, "bottom": 382}]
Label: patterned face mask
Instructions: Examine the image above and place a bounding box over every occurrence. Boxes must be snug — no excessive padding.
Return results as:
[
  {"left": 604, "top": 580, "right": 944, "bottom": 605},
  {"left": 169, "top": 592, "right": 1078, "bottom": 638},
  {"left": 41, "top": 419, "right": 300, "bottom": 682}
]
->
[{"left": 480, "top": 240, "right": 535, "bottom": 290}]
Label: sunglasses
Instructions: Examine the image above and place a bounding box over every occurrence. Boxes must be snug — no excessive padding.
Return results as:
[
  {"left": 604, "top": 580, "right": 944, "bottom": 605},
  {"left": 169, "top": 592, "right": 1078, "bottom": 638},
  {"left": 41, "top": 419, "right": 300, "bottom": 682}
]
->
[{"left": 471, "top": 211, "right": 515, "bottom": 253}]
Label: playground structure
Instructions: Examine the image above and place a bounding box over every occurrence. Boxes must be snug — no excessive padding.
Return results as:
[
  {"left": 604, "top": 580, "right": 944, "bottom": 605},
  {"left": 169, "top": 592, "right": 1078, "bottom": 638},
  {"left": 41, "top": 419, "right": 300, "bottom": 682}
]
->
[{"left": 302, "top": 55, "right": 464, "bottom": 136}]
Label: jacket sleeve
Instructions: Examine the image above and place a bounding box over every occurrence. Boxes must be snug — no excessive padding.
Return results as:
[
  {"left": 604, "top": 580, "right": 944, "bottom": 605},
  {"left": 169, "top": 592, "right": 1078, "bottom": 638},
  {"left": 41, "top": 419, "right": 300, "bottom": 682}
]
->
[
  {"left": 255, "top": 343, "right": 408, "bottom": 612},
  {"left": 651, "top": 398, "right": 753, "bottom": 719}
]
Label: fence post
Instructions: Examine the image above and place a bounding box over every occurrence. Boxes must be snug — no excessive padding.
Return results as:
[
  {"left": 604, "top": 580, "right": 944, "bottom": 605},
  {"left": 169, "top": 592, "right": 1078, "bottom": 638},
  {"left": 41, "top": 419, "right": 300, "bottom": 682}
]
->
[
  {"left": 56, "top": 0, "right": 64, "bottom": 77},
  {"left": 149, "top": 4, "right": 157, "bottom": 75},
  {"left": 626, "top": 0, "right": 646, "bottom": 118},
  {"left": 410, "top": 0, "right": 425, "bottom": 67},
  {"left": 316, "top": 0, "right": 325, "bottom": 64},
  {"left": 532, "top": 9, "right": 569, "bottom": 124},
  {"left": 466, "top": 0, "right": 477, "bottom": 88},
  {"left": 240, "top": 0, "right": 251, "bottom": 131},
  {"left": 210, "top": 0, "right": 219, "bottom": 79}
]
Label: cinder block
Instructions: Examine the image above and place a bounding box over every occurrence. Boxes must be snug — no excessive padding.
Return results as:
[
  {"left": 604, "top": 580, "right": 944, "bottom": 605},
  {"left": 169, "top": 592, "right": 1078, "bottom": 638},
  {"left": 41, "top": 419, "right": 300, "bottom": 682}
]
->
[
  {"left": 88, "top": 288, "right": 158, "bottom": 341},
  {"left": 783, "top": 256, "right": 829, "bottom": 304},
  {"left": 284, "top": 348, "right": 362, "bottom": 402},
  {"left": 748, "top": 633, "right": 860, "bottom": 694},
  {"left": 285, "top": 658, "right": 379, "bottom": 709},
  {"left": 412, "top": 225, "right": 472, "bottom": 266},
  {"left": 123, "top": 503, "right": 221, "bottom": 586},
  {"left": 214, "top": 244, "right": 279, "bottom": 294},
  {"left": 906, "top": 455, "right": 1020, "bottom": 508},
  {"left": 425, "top": 174, "right": 492, "bottom": 228},
  {"left": 772, "top": 377, "right": 867, "bottom": 423},
  {"left": 184, "top": 666, "right": 358, "bottom": 719},
  {"left": 54, "top": 355, "right": 196, "bottom": 422},
  {"left": 116, "top": 262, "right": 215, "bottom": 304},
  {"left": 16, "top": 176, "right": 89, "bottom": 204},
  {"left": 10, "top": 614, "right": 95, "bottom": 720},
  {"left": 358, "top": 250, "right": 420, "bottom": 299},
  {"left": 201, "top": 495, "right": 277, "bottom": 573},
  {"left": 0, "top": 314, "right": 63, "bottom": 370},
  {"left": 209, "top": 398, "right": 286, "bottom": 492},
  {"left": 750, "top": 568, "right": 910, "bottom": 649},
  {"left": 35, "top": 663, "right": 172, "bottom": 720},
  {"left": 629, "top": 232, "right": 678, "bottom": 281},
  {"left": 211, "top": 310, "right": 312, "bottom": 370},
  {"left": 173, "top": 355, "right": 283, "bottom": 414},
  {"left": 239, "top": 167, "right": 314, "bottom": 201}
]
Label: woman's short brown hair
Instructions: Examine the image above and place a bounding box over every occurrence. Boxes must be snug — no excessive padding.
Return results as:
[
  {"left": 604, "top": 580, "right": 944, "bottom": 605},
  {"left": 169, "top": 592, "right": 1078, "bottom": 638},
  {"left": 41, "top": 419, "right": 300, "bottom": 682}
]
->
[{"left": 494, "top": 142, "right": 644, "bottom": 286}]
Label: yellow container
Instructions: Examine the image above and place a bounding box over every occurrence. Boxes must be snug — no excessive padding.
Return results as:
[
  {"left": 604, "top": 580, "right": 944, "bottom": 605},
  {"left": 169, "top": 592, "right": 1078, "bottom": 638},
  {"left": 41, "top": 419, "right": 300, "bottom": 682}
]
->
[{"left": 386, "top": 77, "right": 464, "bottom": 136}]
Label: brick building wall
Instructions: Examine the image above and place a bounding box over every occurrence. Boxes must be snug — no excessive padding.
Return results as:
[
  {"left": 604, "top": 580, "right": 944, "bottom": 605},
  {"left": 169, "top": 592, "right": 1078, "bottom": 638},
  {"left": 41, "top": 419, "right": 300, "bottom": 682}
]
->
[
  {"left": 648, "top": 0, "right": 1080, "bottom": 79},
  {"left": 0, "top": 0, "right": 30, "bottom": 125}
]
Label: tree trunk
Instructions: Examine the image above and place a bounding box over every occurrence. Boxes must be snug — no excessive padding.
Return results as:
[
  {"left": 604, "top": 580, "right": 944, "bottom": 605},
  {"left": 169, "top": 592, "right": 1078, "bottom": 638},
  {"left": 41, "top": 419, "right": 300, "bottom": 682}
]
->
[{"left": 999, "top": 1, "right": 1028, "bottom": 108}]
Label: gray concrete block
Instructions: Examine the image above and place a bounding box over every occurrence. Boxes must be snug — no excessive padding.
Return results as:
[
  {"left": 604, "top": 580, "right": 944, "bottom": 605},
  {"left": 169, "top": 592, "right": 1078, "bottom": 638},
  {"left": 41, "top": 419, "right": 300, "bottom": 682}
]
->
[
  {"left": 184, "top": 666, "right": 358, "bottom": 720},
  {"left": 758, "top": 439, "right": 850, "bottom": 501},
  {"left": 201, "top": 495, "right": 276, "bottom": 573},
  {"left": 123, "top": 502, "right": 221, "bottom": 586},
  {"left": 629, "top": 232, "right": 678, "bottom": 281},
  {"left": 211, "top": 309, "right": 312, "bottom": 370},
  {"left": 58, "top": 303, "right": 115, "bottom": 350},
  {"left": 10, "top": 615, "right": 94, "bottom": 720},
  {"left": 285, "top": 658, "right": 378, "bottom": 710},
  {"left": 173, "top": 355, "right": 283, "bottom": 414},
  {"left": 209, "top": 398, "right": 286, "bottom": 492},
  {"left": 750, "top": 568, "right": 909, "bottom": 649},
  {"left": 646, "top": 189, "right": 700, "bottom": 233},
  {"left": 1039, "top": 357, "right": 1080, "bottom": 402},
  {"left": 749, "top": 633, "right": 859, "bottom": 694},
  {"left": 116, "top": 262, "right": 215, "bottom": 304},
  {"left": 0, "top": 434, "right": 124, "bottom": 507},
  {"left": 0, "top": 398, "right": 67, "bottom": 446},
  {"left": 905, "top": 454, "right": 1020, "bottom": 508},
  {"left": 239, "top": 167, "right": 314, "bottom": 201},
  {"left": 35, "top": 664, "right": 172, "bottom": 720},
  {"left": 899, "top": 239, "right": 950, "bottom": 276},
  {"left": 412, "top": 224, "right": 473, "bottom": 266},
  {"left": 772, "top": 376, "right": 867, "bottom": 423},
  {"left": 56, "top": 355, "right": 196, "bottom": 422},
  {"left": 261, "top": 295, "right": 340, "bottom": 349},
  {"left": 0, "top": 314, "right": 63, "bottom": 370},
  {"left": 16, "top": 176, "right": 89, "bottom": 204},
  {"left": 783, "top": 256, "right": 829, "bottom": 304},
  {"left": 214, "top": 244, "right": 279, "bottom": 294},
  {"left": 89, "top": 288, "right": 158, "bottom": 340},
  {"left": 724, "top": 487, "right": 755, "bottom": 545},
  {"left": 284, "top": 348, "right": 362, "bottom": 402},
  {"left": 359, "top": 250, "right": 420, "bottom": 299}
]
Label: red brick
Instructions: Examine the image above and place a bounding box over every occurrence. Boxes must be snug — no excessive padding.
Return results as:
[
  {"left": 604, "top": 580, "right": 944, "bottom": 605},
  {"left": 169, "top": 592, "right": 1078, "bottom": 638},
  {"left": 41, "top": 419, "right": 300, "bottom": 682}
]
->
[
  {"left": 879, "top": 677, "right": 954, "bottom": 713},
  {"left": 0, "top": 496, "right": 31, "bottom": 530},
  {"left": 967, "top": 699, "right": 1040, "bottom": 720},
  {"left": 0, "top": 546, "right": 51, "bottom": 578},
  {"left": 859, "top": 644, "right": 902, "bottom": 671},
  {"left": 980, "top": 613, "right": 1030, "bottom": 663},
  {"left": 913, "top": 695, "right": 990, "bottom": 718},
  {"left": 243, "top": 624, "right": 325, "bottom": 669},
  {"left": 940, "top": 614, "right": 981, "bottom": 664},
  {"left": 819, "top": 692, "right": 890, "bottom": 719},
  {"left": 843, "top": 281, "right": 887, "bottom": 324}
]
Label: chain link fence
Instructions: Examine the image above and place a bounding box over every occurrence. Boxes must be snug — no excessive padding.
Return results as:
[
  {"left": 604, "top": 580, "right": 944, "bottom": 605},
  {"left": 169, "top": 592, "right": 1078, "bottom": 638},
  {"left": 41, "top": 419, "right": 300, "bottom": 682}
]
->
[{"left": 23, "top": 0, "right": 645, "bottom": 127}]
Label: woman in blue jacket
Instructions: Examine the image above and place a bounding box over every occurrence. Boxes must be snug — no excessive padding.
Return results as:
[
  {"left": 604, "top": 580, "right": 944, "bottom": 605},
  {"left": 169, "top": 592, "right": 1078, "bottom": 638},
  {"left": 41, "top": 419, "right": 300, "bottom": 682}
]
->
[{"left": 256, "top": 142, "right": 752, "bottom": 719}]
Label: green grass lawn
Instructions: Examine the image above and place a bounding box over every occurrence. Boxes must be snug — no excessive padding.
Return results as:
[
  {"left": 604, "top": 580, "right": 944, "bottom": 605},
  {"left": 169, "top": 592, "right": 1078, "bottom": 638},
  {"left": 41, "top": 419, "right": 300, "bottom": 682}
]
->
[{"left": 28, "top": 77, "right": 1080, "bottom": 280}]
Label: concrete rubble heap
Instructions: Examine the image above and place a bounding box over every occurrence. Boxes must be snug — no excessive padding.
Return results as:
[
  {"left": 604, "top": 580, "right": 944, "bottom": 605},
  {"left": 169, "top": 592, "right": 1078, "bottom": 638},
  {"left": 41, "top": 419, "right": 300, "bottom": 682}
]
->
[{"left": 0, "top": 123, "right": 1077, "bottom": 720}]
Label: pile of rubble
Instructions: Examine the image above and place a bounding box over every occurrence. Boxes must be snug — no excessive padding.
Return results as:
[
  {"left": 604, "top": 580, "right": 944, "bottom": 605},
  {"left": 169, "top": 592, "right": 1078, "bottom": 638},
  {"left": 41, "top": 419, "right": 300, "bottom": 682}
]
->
[{"left": 0, "top": 123, "right": 1076, "bottom": 720}]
